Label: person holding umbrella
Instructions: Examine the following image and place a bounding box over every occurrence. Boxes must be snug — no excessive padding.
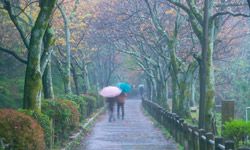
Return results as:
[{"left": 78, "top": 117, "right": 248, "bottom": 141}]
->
[
  {"left": 116, "top": 82, "right": 132, "bottom": 120},
  {"left": 138, "top": 84, "right": 144, "bottom": 98},
  {"left": 116, "top": 92, "right": 127, "bottom": 120},
  {"left": 99, "top": 86, "right": 122, "bottom": 122}
]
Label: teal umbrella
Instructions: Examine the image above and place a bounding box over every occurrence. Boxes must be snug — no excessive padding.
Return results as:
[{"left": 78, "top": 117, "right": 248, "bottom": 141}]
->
[{"left": 116, "top": 82, "right": 132, "bottom": 93}]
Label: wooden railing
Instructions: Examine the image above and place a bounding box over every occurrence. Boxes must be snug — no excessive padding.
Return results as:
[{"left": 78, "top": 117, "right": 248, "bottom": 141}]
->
[{"left": 142, "top": 99, "right": 249, "bottom": 150}]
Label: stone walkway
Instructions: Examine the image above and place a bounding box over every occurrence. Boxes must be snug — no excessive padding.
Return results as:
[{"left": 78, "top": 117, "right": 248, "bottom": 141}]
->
[{"left": 77, "top": 99, "right": 177, "bottom": 150}]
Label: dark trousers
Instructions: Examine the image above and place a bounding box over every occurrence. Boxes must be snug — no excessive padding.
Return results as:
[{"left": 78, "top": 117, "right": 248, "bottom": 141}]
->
[
  {"left": 107, "top": 100, "right": 115, "bottom": 122},
  {"left": 117, "top": 102, "right": 124, "bottom": 119}
]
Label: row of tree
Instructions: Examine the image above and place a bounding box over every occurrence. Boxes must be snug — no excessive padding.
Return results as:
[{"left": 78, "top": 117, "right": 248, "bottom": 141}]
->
[
  {"left": 1, "top": 0, "right": 250, "bottom": 135},
  {"left": 92, "top": 0, "right": 250, "bottom": 133},
  {"left": 0, "top": 0, "right": 122, "bottom": 111}
]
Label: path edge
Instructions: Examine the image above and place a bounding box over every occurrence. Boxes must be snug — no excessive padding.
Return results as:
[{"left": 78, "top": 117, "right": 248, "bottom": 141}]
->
[
  {"left": 141, "top": 104, "right": 181, "bottom": 149},
  {"left": 62, "top": 107, "right": 106, "bottom": 150}
]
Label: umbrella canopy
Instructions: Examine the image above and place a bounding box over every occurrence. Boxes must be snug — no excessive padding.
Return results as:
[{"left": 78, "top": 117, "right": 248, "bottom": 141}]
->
[
  {"left": 99, "top": 86, "right": 122, "bottom": 98},
  {"left": 116, "top": 82, "right": 132, "bottom": 93},
  {"left": 138, "top": 84, "right": 144, "bottom": 88}
]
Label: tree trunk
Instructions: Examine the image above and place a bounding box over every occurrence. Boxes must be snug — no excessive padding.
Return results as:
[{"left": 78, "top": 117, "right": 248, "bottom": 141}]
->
[
  {"left": 169, "top": 39, "right": 179, "bottom": 113},
  {"left": 23, "top": 0, "right": 57, "bottom": 110},
  {"left": 171, "top": 72, "right": 179, "bottom": 113},
  {"left": 191, "top": 79, "right": 196, "bottom": 107},
  {"left": 199, "top": 0, "right": 216, "bottom": 132},
  {"left": 178, "top": 63, "right": 197, "bottom": 119},
  {"left": 84, "top": 64, "right": 90, "bottom": 92},
  {"left": 41, "top": 26, "right": 55, "bottom": 75},
  {"left": 58, "top": 5, "right": 72, "bottom": 94},
  {"left": 71, "top": 65, "right": 80, "bottom": 95},
  {"left": 179, "top": 79, "right": 189, "bottom": 117},
  {"left": 81, "top": 60, "right": 90, "bottom": 93},
  {"left": 145, "top": 78, "right": 151, "bottom": 98},
  {"left": 42, "top": 26, "right": 55, "bottom": 99},
  {"left": 42, "top": 59, "right": 54, "bottom": 99},
  {"left": 204, "top": 40, "right": 215, "bottom": 132}
]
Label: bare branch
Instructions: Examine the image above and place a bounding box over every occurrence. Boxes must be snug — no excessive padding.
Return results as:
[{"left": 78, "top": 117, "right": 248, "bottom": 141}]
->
[
  {"left": 3, "top": 1, "right": 29, "bottom": 49},
  {"left": 0, "top": 46, "right": 27, "bottom": 64},
  {"left": 165, "top": 0, "right": 190, "bottom": 15},
  {"left": 185, "top": 0, "right": 203, "bottom": 25},
  {"left": 215, "top": 2, "right": 249, "bottom": 8},
  {"left": 211, "top": 11, "right": 250, "bottom": 21}
]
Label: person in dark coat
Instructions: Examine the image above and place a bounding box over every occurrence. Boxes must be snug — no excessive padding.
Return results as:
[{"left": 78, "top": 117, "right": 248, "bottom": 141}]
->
[
  {"left": 116, "top": 93, "right": 127, "bottom": 120},
  {"left": 106, "top": 97, "right": 116, "bottom": 122},
  {"left": 138, "top": 84, "right": 144, "bottom": 98}
]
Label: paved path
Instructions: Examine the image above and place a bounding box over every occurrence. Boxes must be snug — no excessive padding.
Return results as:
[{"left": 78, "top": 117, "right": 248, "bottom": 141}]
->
[{"left": 77, "top": 99, "right": 177, "bottom": 150}]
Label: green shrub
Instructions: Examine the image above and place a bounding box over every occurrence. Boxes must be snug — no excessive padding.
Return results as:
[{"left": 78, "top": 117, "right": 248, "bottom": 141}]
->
[
  {"left": 223, "top": 120, "right": 250, "bottom": 147},
  {"left": 0, "top": 109, "right": 45, "bottom": 150},
  {"left": 59, "top": 94, "right": 104, "bottom": 121},
  {"left": 59, "top": 94, "right": 87, "bottom": 121},
  {"left": 87, "top": 92, "right": 104, "bottom": 108},
  {"left": 42, "top": 99, "right": 80, "bottom": 144},
  {"left": 82, "top": 94, "right": 97, "bottom": 116},
  {"left": 19, "top": 109, "right": 52, "bottom": 149}
]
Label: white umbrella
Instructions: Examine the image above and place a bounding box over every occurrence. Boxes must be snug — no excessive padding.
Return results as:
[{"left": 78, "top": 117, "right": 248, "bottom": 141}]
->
[{"left": 99, "top": 86, "right": 122, "bottom": 98}]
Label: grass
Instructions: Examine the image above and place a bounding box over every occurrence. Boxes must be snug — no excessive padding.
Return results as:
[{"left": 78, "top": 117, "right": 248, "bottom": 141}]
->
[{"left": 185, "top": 109, "right": 222, "bottom": 136}]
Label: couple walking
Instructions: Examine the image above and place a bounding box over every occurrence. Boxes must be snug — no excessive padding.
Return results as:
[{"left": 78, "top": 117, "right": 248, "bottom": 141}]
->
[
  {"left": 106, "top": 92, "right": 127, "bottom": 122},
  {"left": 99, "top": 82, "right": 132, "bottom": 122}
]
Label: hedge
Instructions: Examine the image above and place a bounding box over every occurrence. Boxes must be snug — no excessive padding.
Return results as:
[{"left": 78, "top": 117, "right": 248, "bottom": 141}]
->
[
  {"left": 0, "top": 94, "right": 104, "bottom": 149},
  {"left": 59, "top": 94, "right": 104, "bottom": 121},
  {"left": 58, "top": 95, "right": 87, "bottom": 121},
  {"left": 0, "top": 109, "right": 45, "bottom": 150},
  {"left": 42, "top": 99, "right": 80, "bottom": 144},
  {"left": 18, "top": 109, "right": 52, "bottom": 149}
]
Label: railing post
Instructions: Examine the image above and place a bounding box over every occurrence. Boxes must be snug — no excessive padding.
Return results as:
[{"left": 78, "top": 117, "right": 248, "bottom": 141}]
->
[
  {"left": 154, "top": 104, "right": 156, "bottom": 117},
  {"left": 199, "top": 129, "right": 206, "bottom": 150},
  {"left": 160, "top": 108, "right": 164, "bottom": 125},
  {"left": 179, "top": 119, "right": 185, "bottom": 145},
  {"left": 225, "top": 140, "right": 234, "bottom": 150},
  {"left": 166, "top": 112, "right": 171, "bottom": 130},
  {"left": 206, "top": 132, "right": 214, "bottom": 150},
  {"left": 155, "top": 105, "right": 159, "bottom": 121},
  {"left": 160, "top": 108, "right": 164, "bottom": 124},
  {"left": 163, "top": 111, "right": 168, "bottom": 129},
  {"left": 170, "top": 113, "right": 176, "bottom": 136},
  {"left": 174, "top": 115, "right": 180, "bottom": 142},
  {"left": 151, "top": 104, "right": 154, "bottom": 117},
  {"left": 192, "top": 126, "right": 199, "bottom": 150},
  {"left": 183, "top": 123, "right": 189, "bottom": 150},
  {"left": 215, "top": 137, "right": 224, "bottom": 150},
  {"left": 150, "top": 102, "right": 152, "bottom": 115},
  {"left": 185, "top": 125, "right": 193, "bottom": 150}
]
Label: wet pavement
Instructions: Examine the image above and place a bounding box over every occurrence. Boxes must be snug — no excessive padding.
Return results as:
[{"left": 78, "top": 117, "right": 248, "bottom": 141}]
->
[{"left": 77, "top": 99, "right": 177, "bottom": 150}]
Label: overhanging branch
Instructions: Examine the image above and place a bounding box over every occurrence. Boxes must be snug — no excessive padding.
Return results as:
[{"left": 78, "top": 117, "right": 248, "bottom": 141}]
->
[
  {"left": 0, "top": 46, "right": 27, "bottom": 64},
  {"left": 211, "top": 11, "right": 250, "bottom": 21},
  {"left": 3, "top": 1, "right": 30, "bottom": 49}
]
